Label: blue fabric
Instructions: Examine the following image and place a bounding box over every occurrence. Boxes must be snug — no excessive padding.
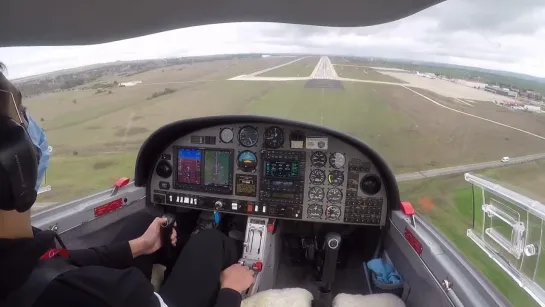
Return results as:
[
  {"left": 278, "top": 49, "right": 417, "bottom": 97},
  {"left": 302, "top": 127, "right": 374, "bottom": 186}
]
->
[
  {"left": 25, "top": 109, "right": 50, "bottom": 191},
  {"left": 367, "top": 258, "right": 403, "bottom": 284}
]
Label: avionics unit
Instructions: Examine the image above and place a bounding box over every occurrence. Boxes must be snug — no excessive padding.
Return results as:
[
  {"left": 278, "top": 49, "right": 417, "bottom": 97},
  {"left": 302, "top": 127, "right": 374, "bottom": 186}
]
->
[
  {"left": 173, "top": 146, "right": 234, "bottom": 194},
  {"left": 259, "top": 150, "right": 306, "bottom": 219}
]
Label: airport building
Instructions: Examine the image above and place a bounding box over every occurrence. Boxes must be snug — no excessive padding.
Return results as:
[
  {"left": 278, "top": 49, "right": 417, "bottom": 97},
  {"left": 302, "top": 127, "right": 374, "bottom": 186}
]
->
[{"left": 484, "top": 85, "right": 518, "bottom": 98}]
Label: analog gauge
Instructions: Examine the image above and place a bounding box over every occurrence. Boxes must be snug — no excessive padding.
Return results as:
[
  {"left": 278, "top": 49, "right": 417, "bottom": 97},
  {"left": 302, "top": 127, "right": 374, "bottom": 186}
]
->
[
  {"left": 307, "top": 204, "right": 323, "bottom": 219},
  {"left": 329, "top": 152, "right": 346, "bottom": 169},
  {"left": 325, "top": 205, "right": 341, "bottom": 221},
  {"left": 328, "top": 170, "right": 344, "bottom": 186},
  {"left": 237, "top": 151, "right": 258, "bottom": 172},
  {"left": 311, "top": 152, "right": 327, "bottom": 167},
  {"left": 326, "top": 188, "right": 343, "bottom": 203},
  {"left": 360, "top": 174, "right": 382, "bottom": 195},
  {"left": 264, "top": 126, "right": 284, "bottom": 149},
  {"left": 308, "top": 187, "right": 325, "bottom": 201},
  {"left": 238, "top": 126, "right": 259, "bottom": 147},
  {"left": 309, "top": 169, "right": 326, "bottom": 185},
  {"left": 219, "top": 128, "right": 234, "bottom": 143}
]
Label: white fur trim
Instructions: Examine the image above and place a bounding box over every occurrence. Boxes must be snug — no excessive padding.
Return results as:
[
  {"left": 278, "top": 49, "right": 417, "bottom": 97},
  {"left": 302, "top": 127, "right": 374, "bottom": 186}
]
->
[
  {"left": 333, "top": 293, "right": 406, "bottom": 307},
  {"left": 241, "top": 288, "right": 313, "bottom": 307},
  {"left": 154, "top": 292, "right": 169, "bottom": 307}
]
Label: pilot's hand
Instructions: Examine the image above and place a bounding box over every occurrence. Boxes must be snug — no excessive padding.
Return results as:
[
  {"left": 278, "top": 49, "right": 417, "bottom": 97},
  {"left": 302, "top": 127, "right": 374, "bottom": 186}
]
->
[
  {"left": 220, "top": 264, "right": 256, "bottom": 293},
  {"left": 130, "top": 218, "right": 177, "bottom": 257}
]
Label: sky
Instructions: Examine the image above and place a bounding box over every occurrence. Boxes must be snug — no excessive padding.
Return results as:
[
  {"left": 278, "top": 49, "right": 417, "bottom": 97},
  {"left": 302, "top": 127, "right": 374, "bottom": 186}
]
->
[{"left": 1, "top": 0, "right": 544, "bottom": 79}]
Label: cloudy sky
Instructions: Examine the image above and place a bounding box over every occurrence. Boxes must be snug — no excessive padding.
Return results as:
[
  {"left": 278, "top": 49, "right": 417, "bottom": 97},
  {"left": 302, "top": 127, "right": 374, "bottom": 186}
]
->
[{"left": 1, "top": 0, "right": 544, "bottom": 79}]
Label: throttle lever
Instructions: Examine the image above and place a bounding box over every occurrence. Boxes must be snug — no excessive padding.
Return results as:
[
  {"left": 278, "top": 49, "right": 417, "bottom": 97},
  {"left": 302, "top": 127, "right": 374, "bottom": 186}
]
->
[{"left": 161, "top": 213, "right": 176, "bottom": 259}]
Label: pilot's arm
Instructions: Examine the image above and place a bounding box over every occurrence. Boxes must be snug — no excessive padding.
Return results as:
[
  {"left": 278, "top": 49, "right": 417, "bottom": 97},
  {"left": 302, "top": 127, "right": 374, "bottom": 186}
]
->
[
  {"left": 68, "top": 241, "right": 136, "bottom": 269},
  {"left": 67, "top": 217, "right": 172, "bottom": 269}
]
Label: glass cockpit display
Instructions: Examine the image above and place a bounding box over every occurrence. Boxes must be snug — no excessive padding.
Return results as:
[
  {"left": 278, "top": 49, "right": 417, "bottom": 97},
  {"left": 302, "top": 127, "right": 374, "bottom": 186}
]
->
[
  {"left": 204, "top": 150, "right": 231, "bottom": 186},
  {"left": 264, "top": 161, "right": 300, "bottom": 178},
  {"left": 177, "top": 148, "right": 202, "bottom": 185},
  {"left": 174, "top": 147, "right": 233, "bottom": 194}
]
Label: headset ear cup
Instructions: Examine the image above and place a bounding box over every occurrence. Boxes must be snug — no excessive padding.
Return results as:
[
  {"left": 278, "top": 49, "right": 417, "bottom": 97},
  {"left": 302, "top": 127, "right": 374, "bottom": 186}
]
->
[
  {"left": 0, "top": 116, "right": 39, "bottom": 212},
  {"left": 16, "top": 189, "right": 37, "bottom": 213}
]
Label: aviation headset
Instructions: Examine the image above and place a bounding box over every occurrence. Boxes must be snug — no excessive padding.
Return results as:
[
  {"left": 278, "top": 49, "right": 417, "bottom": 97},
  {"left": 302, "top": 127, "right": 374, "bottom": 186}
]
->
[{"left": 0, "top": 114, "right": 39, "bottom": 212}]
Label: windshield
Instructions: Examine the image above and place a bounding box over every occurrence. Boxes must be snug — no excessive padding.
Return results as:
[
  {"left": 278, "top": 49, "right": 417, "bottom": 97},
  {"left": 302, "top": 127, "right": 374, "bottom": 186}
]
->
[{"left": 1, "top": 0, "right": 544, "bottom": 305}]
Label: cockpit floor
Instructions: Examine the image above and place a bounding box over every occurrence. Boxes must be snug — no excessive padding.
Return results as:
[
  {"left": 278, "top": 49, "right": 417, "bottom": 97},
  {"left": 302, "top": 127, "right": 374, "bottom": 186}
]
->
[{"left": 275, "top": 250, "right": 370, "bottom": 298}]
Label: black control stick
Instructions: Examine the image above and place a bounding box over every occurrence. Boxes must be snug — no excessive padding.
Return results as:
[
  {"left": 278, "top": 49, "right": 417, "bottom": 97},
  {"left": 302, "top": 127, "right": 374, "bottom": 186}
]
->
[
  {"left": 320, "top": 232, "right": 341, "bottom": 293},
  {"left": 161, "top": 213, "right": 176, "bottom": 259}
]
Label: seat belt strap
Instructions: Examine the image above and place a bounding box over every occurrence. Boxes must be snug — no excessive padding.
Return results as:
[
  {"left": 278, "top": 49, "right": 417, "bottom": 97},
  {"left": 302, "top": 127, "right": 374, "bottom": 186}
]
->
[{"left": 1, "top": 257, "right": 77, "bottom": 307}]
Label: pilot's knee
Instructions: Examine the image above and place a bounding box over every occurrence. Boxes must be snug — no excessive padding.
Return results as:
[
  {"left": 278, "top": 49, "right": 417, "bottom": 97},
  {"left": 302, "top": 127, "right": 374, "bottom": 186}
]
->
[{"left": 192, "top": 228, "right": 226, "bottom": 244}]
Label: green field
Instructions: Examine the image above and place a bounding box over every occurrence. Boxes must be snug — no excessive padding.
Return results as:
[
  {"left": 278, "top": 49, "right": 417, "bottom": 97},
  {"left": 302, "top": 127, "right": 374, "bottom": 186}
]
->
[
  {"left": 334, "top": 65, "right": 407, "bottom": 83},
  {"left": 258, "top": 57, "right": 319, "bottom": 77},
  {"left": 32, "top": 58, "right": 545, "bottom": 201}
]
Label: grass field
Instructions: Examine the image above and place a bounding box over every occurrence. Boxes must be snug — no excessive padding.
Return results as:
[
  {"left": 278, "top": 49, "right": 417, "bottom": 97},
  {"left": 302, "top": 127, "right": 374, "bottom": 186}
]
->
[
  {"left": 27, "top": 56, "right": 545, "bottom": 306},
  {"left": 30, "top": 57, "right": 545, "bottom": 202},
  {"left": 334, "top": 65, "right": 407, "bottom": 83},
  {"left": 258, "top": 57, "right": 319, "bottom": 77}
]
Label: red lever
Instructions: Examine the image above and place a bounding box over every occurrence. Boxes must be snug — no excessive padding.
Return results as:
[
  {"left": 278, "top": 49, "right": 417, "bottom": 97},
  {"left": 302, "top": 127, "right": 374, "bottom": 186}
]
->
[
  {"left": 115, "top": 177, "right": 130, "bottom": 188},
  {"left": 252, "top": 261, "right": 263, "bottom": 272},
  {"left": 400, "top": 201, "right": 415, "bottom": 216}
]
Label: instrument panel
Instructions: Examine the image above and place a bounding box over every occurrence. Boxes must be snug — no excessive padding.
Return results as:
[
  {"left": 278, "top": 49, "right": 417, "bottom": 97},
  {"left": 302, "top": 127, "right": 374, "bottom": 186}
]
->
[{"left": 150, "top": 123, "right": 387, "bottom": 226}]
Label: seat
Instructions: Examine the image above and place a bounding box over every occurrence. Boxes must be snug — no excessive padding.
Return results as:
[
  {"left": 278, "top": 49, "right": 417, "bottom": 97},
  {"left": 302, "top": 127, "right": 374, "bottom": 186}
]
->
[{"left": 333, "top": 293, "right": 406, "bottom": 307}]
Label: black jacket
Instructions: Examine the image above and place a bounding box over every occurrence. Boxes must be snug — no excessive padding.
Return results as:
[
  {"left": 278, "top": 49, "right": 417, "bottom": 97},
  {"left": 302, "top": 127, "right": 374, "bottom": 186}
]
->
[{"left": 0, "top": 230, "right": 241, "bottom": 307}]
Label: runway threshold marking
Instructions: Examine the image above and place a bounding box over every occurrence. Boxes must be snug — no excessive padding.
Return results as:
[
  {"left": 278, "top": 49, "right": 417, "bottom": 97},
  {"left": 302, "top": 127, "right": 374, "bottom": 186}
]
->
[
  {"left": 454, "top": 97, "right": 474, "bottom": 107},
  {"left": 402, "top": 86, "right": 545, "bottom": 141}
]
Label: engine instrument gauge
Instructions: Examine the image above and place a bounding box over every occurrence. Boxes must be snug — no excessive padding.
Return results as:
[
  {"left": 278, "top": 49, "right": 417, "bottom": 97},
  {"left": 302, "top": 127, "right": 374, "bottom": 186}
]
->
[
  {"left": 264, "top": 126, "right": 284, "bottom": 149},
  {"left": 325, "top": 205, "right": 341, "bottom": 221},
  {"left": 328, "top": 170, "right": 344, "bottom": 186},
  {"left": 237, "top": 151, "right": 257, "bottom": 172},
  {"left": 307, "top": 204, "right": 323, "bottom": 219},
  {"left": 326, "top": 188, "right": 343, "bottom": 203},
  {"left": 311, "top": 152, "right": 327, "bottom": 167},
  {"left": 308, "top": 187, "right": 325, "bottom": 201},
  {"left": 219, "top": 128, "right": 234, "bottom": 143},
  {"left": 329, "top": 152, "right": 345, "bottom": 169},
  {"left": 239, "top": 126, "right": 259, "bottom": 147},
  {"left": 309, "top": 169, "right": 326, "bottom": 185}
]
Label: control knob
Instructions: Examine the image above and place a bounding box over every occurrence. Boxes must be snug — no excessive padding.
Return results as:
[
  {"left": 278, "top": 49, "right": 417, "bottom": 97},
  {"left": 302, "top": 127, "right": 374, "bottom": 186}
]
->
[
  {"left": 155, "top": 160, "right": 173, "bottom": 178},
  {"left": 214, "top": 200, "right": 224, "bottom": 210}
]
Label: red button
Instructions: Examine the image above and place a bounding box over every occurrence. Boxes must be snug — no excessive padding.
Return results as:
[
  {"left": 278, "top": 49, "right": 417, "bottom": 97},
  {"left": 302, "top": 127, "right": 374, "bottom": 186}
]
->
[
  {"left": 267, "top": 224, "right": 275, "bottom": 233},
  {"left": 252, "top": 261, "right": 263, "bottom": 272},
  {"left": 247, "top": 204, "right": 253, "bottom": 212}
]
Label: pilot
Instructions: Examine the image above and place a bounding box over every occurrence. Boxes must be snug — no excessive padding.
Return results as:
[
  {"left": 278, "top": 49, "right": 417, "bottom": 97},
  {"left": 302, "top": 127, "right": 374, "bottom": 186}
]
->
[{"left": 0, "top": 63, "right": 255, "bottom": 307}]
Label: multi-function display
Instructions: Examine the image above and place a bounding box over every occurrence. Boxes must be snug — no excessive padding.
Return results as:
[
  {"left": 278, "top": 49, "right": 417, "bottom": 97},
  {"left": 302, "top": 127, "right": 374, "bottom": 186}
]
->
[{"left": 174, "top": 147, "right": 233, "bottom": 194}]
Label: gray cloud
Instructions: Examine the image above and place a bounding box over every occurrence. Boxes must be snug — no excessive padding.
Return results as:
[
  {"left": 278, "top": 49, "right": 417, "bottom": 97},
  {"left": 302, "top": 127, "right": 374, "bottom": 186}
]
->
[
  {"left": 428, "top": 0, "right": 545, "bottom": 35},
  {"left": 1, "top": 0, "right": 544, "bottom": 78}
]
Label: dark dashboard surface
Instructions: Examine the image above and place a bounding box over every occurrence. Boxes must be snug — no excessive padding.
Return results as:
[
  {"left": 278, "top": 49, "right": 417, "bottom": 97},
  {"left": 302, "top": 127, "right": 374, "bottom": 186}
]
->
[{"left": 147, "top": 120, "right": 391, "bottom": 226}]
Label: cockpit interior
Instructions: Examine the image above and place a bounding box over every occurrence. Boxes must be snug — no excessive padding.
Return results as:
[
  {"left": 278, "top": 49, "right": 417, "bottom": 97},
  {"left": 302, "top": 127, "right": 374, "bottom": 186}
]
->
[{"left": 135, "top": 115, "right": 400, "bottom": 305}]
